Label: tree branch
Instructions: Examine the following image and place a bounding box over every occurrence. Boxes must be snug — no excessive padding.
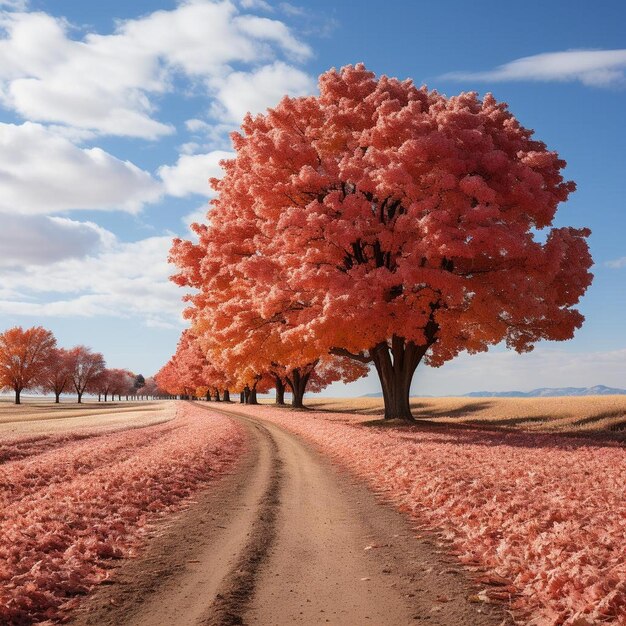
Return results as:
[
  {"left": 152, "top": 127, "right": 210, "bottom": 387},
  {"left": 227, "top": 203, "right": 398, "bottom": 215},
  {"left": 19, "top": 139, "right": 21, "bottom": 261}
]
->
[{"left": 329, "top": 347, "right": 373, "bottom": 363}]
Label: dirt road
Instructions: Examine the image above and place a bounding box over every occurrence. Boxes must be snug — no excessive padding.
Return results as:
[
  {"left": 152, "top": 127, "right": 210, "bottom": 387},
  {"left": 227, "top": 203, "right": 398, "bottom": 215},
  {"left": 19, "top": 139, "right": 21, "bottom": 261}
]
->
[{"left": 72, "top": 404, "right": 507, "bottom": 625}]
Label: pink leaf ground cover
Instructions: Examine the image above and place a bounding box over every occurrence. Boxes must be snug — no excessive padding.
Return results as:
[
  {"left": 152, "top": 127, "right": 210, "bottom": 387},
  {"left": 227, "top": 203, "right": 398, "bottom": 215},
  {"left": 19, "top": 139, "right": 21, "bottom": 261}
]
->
[
  {"left": 0, "top": 402, "right": 244, "bottom": 625},
  {"left": 227, "top": 404, "right": 626, "bottom": 626}
]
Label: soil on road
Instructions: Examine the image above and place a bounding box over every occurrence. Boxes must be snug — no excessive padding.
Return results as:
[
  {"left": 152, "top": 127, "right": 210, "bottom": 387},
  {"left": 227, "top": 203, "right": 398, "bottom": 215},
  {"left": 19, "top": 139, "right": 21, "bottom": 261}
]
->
[{"left": 71, "top": 403, "right": 508, "bottom": 626}]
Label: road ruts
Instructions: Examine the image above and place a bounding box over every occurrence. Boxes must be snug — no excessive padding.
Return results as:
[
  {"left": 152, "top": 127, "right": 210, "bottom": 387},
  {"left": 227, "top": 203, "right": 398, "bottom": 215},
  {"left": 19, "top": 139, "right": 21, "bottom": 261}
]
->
[{"left": 71, "top": 402, "right": 510, "bottom": 626}]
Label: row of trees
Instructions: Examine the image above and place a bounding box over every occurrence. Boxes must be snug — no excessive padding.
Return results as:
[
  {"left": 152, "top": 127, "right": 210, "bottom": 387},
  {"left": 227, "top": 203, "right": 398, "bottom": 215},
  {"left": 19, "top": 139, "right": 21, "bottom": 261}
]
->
[
  {"left": 155, "top": 328, "right": 368, "bottom": 407},
  {"left": 0, "top": 325, "right": 157, "bottom": 404},
  {"left": 158, "top": 64, "right": 593, "bottom": 420}
]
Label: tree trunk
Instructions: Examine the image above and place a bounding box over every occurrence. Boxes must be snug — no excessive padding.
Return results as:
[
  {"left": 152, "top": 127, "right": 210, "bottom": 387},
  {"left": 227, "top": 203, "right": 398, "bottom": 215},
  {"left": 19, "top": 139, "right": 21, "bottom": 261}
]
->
[
  {"left": 239, "top": 391, "right": 245, "bottom": 404},
  {"left": 205, "top": 390, "right": 211, "bottom": 401},
  {"left": 243, "top": 386, "right": 251, "bottom": 403},
  {"left": 77, "top": 391, "right": 83, "bottom": 404},
  {"left": 274, "top": 376, "right": 285, "bottom": 405},
  {"left": 214, "top": 389, "right": 221, "bottom": 402},
  {"left": 55, "top": 392, "right": 61, "bottom": 404},
  {"left": 247, "top": 386, "right": 258, "bottom": 405},
  {"left": 15, "top": 387, "right": 21, "bottom": 405},
  {"left": 286, "top": 367, "right": 312, "bottom": 409},
  {"left": 370, "top": 336, "right": 428, "bottom": 421},
  {"left": 223, "top": 390, "right": 231, "bottom": 402}
]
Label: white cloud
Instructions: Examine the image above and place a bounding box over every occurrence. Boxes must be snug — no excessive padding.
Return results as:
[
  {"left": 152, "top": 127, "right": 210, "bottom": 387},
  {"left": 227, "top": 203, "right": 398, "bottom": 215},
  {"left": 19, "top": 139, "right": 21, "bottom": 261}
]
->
[
  {"left": 185, "top": 118, "right": 211, "bottom": 133},
  {"left": 0, "top": 1, "right": 311, "bottom": 137},
  {"left": 0, "top": 0, "right": 27, "bottom": 10},
  {"left": 0, "top": 235, "right": 186, "bottom": 325},
  {"left": 178, "top": 141, "right": 201, "bottom": 155},
  {"left": 605, "top": 256, "right": 626, "bottom": 269},
  {"left": 0, "top": 122, "right": 161, "bottom": 214},
  {"left": 239, "top": 0, "right": 273, "bottom": 11},
  {"left": 210, "top": 60, "right": 315, "bottom": 122},
  {"left": 158, "top": 149, "right": 233, "bottom": 197},
  {"left": 0, "top": 215, "right": 114, "bottom": 266},
  {"left": 279, "top": 3, "right": 306, "bottom": 17},
  {"left": 441, "top": 49, "right": 626, "bottom": 87},
  {"left": 234, "top": 14, "right": 309, "bottom": 60}
]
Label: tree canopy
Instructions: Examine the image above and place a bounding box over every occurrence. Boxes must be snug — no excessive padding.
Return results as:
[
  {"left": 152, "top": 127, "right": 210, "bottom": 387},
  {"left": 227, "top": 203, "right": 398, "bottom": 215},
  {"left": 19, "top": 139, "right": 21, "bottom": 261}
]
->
[{"left": 169, "top": 64, "right": 593, "bottom": 419}]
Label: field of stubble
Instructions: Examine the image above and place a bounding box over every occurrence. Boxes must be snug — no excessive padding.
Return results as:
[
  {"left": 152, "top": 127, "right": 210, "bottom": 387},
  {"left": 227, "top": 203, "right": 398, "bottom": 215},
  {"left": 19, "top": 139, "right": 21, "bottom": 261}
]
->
[{"left": 303, "top": 395, "right": 626, "bottom": 435}]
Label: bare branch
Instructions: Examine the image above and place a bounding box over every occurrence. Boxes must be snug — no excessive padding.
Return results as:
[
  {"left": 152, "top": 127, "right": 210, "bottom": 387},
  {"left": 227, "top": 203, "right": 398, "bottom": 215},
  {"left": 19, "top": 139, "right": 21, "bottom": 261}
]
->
[{"left": 329, "top": 347, "right": 373, "bottom": 363}]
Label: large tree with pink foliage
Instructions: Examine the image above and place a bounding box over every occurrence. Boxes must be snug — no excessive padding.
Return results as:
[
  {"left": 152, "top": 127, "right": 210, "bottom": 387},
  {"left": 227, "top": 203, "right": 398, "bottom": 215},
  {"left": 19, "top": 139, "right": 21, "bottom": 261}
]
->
[{"left": 171, "top": 64, "right": 592, "bottom": 420}]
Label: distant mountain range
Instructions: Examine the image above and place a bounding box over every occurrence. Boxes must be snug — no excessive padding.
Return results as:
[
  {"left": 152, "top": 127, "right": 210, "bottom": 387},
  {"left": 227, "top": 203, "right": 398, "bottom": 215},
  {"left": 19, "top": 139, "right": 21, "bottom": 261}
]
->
[
  {"left": 463, "top": 385, "right": 626, "bottom": 398},
  {"left": 362, "top": 385, "right": 626, "bottom": 398}
]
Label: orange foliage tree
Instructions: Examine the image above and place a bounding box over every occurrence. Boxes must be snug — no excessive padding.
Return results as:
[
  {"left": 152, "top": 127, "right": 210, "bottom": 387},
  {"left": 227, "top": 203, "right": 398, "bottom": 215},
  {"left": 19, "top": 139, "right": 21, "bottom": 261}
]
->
[
  {"left": 170, "top": 64, "right": 593, "bottom": 420},
  {"left": 0, "top": 326, "right": 57, "bottom": 404},
  {"left": 154, "top": 360, "right": 183, "bottom": 398}
]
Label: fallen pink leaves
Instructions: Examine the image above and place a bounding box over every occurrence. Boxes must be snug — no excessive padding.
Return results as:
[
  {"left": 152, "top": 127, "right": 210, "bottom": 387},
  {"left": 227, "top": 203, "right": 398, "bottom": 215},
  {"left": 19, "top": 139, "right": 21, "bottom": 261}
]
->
[
  {"left": 0, "top": 402, "right": 244, "bottom": 625},
  {"left": 230, "top": 405, "right": 626, "bottom": 626}
]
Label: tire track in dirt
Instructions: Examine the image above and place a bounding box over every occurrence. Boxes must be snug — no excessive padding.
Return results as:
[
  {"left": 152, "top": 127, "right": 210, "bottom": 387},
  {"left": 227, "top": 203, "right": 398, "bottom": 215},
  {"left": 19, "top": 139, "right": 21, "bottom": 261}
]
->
[
  {"left": 72, "top": 403, "right": 510, "bottom": 626},
  {"left": 71, "top": 407, "right": 280, "bottom": 626}
]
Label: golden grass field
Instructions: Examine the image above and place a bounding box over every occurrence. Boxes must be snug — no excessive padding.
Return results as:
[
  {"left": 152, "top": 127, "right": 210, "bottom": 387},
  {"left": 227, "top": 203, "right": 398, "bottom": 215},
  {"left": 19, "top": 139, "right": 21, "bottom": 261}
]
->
[
  {"left": 0, "top": 397, "right": 172, "bottom": 436},
  {"left": 2, "top": 394, "right": 625, "bottom": 438},
  {"left": 302, "top": 395, "right": 626, "bottom": 435}
]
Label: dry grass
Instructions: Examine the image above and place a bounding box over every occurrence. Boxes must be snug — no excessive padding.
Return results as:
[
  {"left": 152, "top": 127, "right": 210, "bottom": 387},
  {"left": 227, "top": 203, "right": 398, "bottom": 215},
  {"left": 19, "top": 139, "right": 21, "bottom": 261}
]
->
[
  {"left": 0, "top": 397, "right": 171, "bottom": 436},
  {"left": 300, "top": 395, "right": 626, "bottom": 435}
]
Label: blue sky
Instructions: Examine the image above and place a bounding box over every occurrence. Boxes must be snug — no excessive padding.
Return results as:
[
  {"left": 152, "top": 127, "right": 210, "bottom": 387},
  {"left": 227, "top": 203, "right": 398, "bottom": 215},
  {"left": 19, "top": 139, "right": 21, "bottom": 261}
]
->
[{"left": 0, "top": 0, "right": 624, "bottom": 395}]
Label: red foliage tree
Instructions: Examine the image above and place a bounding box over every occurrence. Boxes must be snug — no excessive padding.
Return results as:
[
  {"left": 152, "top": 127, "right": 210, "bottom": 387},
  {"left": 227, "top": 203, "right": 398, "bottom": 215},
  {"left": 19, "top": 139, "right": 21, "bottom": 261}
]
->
[
  {"left": 40, "top": 347, "right": 73, "bottom": 403},
  {"left": 109, "top": 369, "right": 133, "bottom": 401},
  {"left": 92, "top": 368, "right": 113, "bottom": 402},
  {"left": 0, "top": 326, "right": 57, "bottom": 404},
  {"left": 155, "top": 333, "right": 203, "bottom": 400},
  {"left": 92, "top": 368, "right": 131, "bottom": 401},
  {"left": 67, "top": 346, "right": 105, "bottom": 404},
  {"left": 171, "top": 64, "right": 593, "bottom": 420}
]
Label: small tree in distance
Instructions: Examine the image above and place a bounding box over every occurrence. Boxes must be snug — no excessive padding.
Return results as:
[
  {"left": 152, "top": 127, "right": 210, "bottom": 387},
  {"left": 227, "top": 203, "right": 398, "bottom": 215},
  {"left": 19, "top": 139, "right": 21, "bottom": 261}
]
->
[
  {"left": 134, "top": 374, "right": 145, "bottom": 389},
  {"left": 68, "top": 346, "right": 106, "bottom": 404},
  {"left": 41, "top": 347, "right": 73, "bottom": 403},
  {"left": 111, "top": 369, "right": 133, "bottom": 401}
]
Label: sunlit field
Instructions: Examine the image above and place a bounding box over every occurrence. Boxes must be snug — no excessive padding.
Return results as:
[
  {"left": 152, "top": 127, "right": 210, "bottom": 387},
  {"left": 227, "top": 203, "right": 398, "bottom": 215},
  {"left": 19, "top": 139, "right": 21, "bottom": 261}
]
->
[
  {"left": 0, "top": 397, "right": 170, "bottom": 437},
  {"left": 300, "top": 395, "right": 626, "bottom": 436}
]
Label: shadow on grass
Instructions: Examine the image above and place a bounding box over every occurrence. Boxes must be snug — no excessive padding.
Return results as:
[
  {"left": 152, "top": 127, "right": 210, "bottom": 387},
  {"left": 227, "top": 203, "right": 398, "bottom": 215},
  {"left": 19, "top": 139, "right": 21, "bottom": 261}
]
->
[
  {"left": 356, "top": 414, "right": 626, "bottom": 449},
  {"left": 411, "top": 401, "right": 495, "bottom": 419},
  {"left": 465, "top": 415, "right": 550, "bottom": 428},
  {"left": 308, "top": 401, "right": 431, "bottom": 416}
]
